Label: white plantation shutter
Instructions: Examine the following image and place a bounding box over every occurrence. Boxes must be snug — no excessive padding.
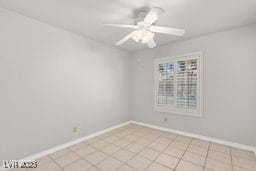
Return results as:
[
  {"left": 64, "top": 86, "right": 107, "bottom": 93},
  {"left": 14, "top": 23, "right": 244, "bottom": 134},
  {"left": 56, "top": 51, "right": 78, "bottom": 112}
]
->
[
  {"left": 177, "top": 59, "right": 198, "bottom": 110},
  {"left": 157, "top": 62, "right": 175, "bottom": 107},
  {"left": 155, "top": 52, "right": 203, "bottom": 117}
]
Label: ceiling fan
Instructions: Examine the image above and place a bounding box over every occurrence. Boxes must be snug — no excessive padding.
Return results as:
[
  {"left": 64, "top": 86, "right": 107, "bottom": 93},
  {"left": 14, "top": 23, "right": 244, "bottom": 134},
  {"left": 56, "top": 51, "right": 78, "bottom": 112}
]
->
[{"left": 106, "top": 7, "right": 185, "bottom": 48}]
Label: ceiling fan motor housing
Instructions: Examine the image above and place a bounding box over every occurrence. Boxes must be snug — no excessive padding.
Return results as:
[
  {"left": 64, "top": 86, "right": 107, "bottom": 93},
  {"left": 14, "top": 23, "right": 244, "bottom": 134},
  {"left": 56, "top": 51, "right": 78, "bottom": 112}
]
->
[{"left": 134, "top": 8, "right": 150, "bottom": 24}]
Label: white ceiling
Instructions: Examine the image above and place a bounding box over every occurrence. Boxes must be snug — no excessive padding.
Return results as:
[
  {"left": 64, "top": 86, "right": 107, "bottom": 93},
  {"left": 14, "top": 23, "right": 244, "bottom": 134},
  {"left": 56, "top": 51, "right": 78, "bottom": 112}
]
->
[{"left": 1, "top": 0, "right": 256, "bottom": 51}]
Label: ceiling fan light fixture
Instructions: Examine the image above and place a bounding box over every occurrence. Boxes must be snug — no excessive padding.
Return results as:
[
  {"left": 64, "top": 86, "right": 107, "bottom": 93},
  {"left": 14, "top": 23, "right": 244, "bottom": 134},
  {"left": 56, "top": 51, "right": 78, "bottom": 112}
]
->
[
  {"left": 132, "top": 30, "right": 155, "bottom": 43},
  {"left": 132, "top": 31, "right": 143, "bottom": 42},
  {"left": 142, "top": 31, "right": 155, "bottom": 43}
]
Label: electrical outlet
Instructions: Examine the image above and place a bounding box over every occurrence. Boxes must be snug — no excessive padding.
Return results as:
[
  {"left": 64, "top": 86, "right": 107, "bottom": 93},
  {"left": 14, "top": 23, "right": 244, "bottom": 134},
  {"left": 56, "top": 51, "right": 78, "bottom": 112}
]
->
[
  {"left": 164, "top": 117, "right": 168, "bottom": 123},
  {"left": 73, "top": 127, "right": 78, "bottom": 133}
]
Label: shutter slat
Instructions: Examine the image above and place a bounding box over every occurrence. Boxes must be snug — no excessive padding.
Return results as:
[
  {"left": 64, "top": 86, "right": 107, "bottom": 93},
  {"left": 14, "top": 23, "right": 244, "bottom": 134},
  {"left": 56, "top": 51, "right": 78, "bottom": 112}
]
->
[
  {"left": 177, "top": 59, "right": 198, "bottom": 110},
  {"left": 157, "top": 63, "right": 175, "bottom": 106}
]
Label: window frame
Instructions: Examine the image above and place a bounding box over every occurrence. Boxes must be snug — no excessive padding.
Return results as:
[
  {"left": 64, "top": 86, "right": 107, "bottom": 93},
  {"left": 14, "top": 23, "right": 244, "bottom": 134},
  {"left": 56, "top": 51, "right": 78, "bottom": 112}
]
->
[{"left": 154, "top": 52, "right": 204, "bottom": 117}]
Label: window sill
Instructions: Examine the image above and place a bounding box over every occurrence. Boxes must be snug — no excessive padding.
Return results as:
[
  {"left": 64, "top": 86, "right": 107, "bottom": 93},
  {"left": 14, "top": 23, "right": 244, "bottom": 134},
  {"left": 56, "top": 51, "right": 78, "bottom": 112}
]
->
[{"left": 154, "top": 107, "right": 203, "bottom": 118}]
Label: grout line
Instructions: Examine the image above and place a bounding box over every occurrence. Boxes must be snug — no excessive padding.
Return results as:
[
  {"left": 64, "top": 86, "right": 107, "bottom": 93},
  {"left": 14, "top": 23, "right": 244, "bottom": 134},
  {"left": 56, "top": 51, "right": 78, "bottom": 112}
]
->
[
  {"left": 97, "top": 140, "right": 134, "bottom": 169},
  {"left": 116, "top": 127, "right": 161, "bottom": 170},
  {"left": 151, "top": 137, "right": 179, "bottom": 169},
  {"left": 142, "top": 133, "right": 175, "bottom": 170},
  {"left": 230, "top": 147, "right": 234, "bottom": 171},
  {"left": 84, "top": 124, "right": 148, "bottom": 170},
  {"left": 202, "top": 141, "right": 210, "bottom": 170},
  {"left": 93, "top": 129, "right": 136, "bottom": 169},
  {"left": 44, "top": 125, "right": 132, "bottom": 170},
  {"left": 48, "top": 155, "right": 65, "bottom": 171},
  {"left": 59, "top": 124, "right": 136, "bottom": 170},
  {"left": 119, "top": 127, "right": 162, "bottom": 169},
  {"left": 173, "top": 138, "right": 193, "bottom": 170},
  {"left": 118, "top": 126, "right": 175, "bottom": 170}
]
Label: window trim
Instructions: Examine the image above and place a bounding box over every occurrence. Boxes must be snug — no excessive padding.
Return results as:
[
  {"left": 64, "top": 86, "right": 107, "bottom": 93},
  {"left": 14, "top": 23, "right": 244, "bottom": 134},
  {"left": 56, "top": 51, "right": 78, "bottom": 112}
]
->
[{"left": 154, "top": 52, "right": 204, "bottom": 117}]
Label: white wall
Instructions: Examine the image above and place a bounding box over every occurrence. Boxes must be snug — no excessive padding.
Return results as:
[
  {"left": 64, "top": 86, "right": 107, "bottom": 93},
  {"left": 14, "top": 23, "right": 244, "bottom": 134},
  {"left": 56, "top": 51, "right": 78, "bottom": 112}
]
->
[
  {"left": 131, "top": 24, "right": 256, "bottom": 146},
  {"left": 0, "top": 8, "right": 131, "bottom": 160},
  {"left": 0, "top": 7, "right": 255, "bottom": 161}
]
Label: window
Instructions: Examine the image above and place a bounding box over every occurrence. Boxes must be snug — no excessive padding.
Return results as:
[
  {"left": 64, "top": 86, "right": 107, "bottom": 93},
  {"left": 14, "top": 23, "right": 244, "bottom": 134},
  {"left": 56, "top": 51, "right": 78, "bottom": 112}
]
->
[{"left": 154, "top": 52, "right": 203, "bottom": 117}]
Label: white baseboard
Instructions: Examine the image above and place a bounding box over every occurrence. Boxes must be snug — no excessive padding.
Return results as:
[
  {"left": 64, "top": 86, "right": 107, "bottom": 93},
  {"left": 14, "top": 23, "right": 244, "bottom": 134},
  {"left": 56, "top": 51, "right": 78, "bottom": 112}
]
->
[
  {"left": 0, "top": 121, "right": 131, "bottom": 171},
  {"left": 23, "top": 121, "right": 132, "bottom": 161},
  {"left": 131, "top": 121, "right": 256, "bottom": 155}
]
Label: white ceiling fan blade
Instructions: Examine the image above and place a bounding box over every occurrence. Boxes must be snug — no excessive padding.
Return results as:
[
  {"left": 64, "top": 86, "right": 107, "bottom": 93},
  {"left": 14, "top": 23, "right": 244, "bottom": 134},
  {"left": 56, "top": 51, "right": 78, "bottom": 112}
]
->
[
  {"left": 116, "top": 31, "right": 137, "bottom": 46},
  {"left": 147, "top": 38, "right": 156, "bottom": 48},
  {"left": 105, "top": 24, "right": 139, "bottom": 29},
  {"left": 144, "top": 7, "right": 165, "bottom": 25},
  {"left": 149, "top": 26, "right": 185, "bottom": 36}
]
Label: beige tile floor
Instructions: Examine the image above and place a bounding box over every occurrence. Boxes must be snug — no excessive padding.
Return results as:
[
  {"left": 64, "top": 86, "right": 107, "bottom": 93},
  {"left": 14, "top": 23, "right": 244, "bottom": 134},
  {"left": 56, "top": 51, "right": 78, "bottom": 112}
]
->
[{"left": 13, "top": 123, "right": 256, "bottom": 171}]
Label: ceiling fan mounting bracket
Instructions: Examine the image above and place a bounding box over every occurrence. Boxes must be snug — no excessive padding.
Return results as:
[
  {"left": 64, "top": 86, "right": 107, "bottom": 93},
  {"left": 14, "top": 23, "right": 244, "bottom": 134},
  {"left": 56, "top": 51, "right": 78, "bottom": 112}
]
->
[
  {"left": 134, "top": 7, "right": 150, "bottom": 23},
  {"left": 134, "top": 7, "right": 164, "bottom": 25}
]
